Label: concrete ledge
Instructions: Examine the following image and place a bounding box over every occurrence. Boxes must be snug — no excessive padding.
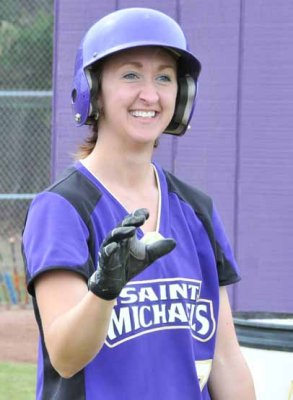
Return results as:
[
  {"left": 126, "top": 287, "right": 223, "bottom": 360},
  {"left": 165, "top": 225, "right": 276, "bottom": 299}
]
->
[{"left": 233, "top": 312, "right": 293, "bottom": 352}]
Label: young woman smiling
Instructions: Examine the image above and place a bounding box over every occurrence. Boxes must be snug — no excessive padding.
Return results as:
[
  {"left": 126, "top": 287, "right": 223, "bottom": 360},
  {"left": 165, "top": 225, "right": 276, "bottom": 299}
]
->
[{"left": 22, "top": 8, "right": 256, "bottom": 400}]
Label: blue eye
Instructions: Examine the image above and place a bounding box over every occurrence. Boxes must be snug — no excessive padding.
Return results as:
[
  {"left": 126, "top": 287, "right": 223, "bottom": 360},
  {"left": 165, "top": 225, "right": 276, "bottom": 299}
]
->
[
  {"left": 123, "top": 72, "right": 139, "bottom": 80},
  {"left": 157, "top": 75, "right": 172, "bottom": 83}
]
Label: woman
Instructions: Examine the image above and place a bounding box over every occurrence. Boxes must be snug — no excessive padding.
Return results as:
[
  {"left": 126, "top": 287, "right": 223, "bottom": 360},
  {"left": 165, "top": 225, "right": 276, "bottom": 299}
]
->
[{"left": 22, "top": 8, "right": 256, "bottom": 400}]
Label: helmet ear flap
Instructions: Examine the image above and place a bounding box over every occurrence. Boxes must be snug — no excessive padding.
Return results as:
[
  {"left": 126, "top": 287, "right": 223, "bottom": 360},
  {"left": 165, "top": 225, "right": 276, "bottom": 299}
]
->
[
  {"left": 165, "top": 75, "right": 197, "bottom": 135},
  {"left": 84, "top": 68, "right": 101, "bottom": 124},
  {"left": 71, "top": 68, "right": 91, "bottom": 126}
]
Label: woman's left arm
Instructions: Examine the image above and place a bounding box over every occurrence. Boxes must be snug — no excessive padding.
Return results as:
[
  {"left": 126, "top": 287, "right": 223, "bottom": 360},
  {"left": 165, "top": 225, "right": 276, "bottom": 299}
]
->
[{"left": 208, "top": 287, "right": 256, "bottom": 399}]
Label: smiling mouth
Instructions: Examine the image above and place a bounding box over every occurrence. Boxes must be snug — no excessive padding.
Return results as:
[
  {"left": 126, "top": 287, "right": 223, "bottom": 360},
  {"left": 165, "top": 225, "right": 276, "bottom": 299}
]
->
[{"left": 130, "top": 110, "right": 157, "bottom": 118}]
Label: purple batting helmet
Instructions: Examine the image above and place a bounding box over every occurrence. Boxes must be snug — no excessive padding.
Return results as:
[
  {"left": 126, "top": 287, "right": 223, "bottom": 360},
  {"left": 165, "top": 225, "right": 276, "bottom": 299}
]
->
[{"left": 71, "top": 7, "right": 201, "bottom": 136}]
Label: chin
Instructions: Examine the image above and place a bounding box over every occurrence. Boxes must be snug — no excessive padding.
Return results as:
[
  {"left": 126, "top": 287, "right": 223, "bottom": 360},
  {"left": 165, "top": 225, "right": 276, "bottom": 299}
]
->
[{"left": 128, "top": 130, "right": 161, "bottom": 145}]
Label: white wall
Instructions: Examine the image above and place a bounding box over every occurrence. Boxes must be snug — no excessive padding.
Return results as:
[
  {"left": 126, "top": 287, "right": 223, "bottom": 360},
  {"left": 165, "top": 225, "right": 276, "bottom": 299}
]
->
[{"left": 241, "top": 346, "right": 293, "bottom": 400}]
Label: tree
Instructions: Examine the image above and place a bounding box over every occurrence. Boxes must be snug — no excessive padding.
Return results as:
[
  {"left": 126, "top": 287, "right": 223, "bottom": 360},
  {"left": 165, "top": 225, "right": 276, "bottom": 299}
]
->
[{"left": 0, "top": 0, "right": 54, "bottom": 89}]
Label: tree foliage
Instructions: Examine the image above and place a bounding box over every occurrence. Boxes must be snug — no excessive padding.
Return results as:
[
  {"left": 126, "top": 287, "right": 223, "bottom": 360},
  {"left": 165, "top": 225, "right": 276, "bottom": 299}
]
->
[{"left": 0, "top": 0, "right": 54, "bottom": 90}]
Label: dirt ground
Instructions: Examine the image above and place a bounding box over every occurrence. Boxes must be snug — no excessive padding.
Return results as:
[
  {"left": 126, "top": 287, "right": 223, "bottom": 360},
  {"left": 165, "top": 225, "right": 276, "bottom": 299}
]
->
[{"left": 0, "top": 307, "right": 38, "bottom": 363}]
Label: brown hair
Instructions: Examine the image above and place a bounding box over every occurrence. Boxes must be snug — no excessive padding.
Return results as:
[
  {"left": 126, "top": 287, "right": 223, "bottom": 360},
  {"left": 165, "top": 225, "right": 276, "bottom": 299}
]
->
[{"left": 76, "top": 121, "right": 99, "bottom": 159}]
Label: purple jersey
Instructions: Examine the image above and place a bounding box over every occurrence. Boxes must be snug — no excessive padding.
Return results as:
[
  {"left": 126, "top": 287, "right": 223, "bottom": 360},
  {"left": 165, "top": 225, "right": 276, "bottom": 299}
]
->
[{"left": 22, "top": 161, "right": 240, "bottom": 400}]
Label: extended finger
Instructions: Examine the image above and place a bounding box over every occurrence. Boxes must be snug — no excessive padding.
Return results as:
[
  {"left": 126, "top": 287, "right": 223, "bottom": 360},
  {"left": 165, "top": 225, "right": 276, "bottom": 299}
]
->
[
  {"left": 146, "top": 238, "right": 176, "bottom": 263},
  {"left": 121, "top": 208, "right": 149, "bottom": 228},
  {"left": 102, "top": 242, "right": 118, "bottom": 258},
  {"left": 103, "top": 226, "right": 136, "bottom": 246}
]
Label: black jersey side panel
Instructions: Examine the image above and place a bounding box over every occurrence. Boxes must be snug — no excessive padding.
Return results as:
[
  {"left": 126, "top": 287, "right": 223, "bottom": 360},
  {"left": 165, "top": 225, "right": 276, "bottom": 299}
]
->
[
  {"left": 164, "top": 169, "right": 240, "bottom": 286},
  {"left": 49, "top": 166, "right": 102, "bottom": 275},
  {"left": 31, "top": 167, "right": 102, "bottom": 400}
]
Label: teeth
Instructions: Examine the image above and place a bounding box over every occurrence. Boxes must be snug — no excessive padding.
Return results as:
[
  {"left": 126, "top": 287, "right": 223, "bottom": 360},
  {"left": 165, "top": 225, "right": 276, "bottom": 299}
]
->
[{"left": 130, "top": 111, "right": 156, "bottom": 118}]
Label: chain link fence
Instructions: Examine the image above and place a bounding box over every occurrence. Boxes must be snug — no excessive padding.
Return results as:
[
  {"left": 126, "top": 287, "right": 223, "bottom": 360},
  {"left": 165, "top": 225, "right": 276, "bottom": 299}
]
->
[{"left": 0, "top": 0, "right": 54, "bottom": 306}]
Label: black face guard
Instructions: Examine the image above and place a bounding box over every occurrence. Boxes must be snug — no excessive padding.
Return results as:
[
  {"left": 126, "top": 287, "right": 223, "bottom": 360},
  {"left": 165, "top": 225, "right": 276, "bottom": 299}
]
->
[{"left": 165, "top": 75, "right": 197, "bottom": 136}]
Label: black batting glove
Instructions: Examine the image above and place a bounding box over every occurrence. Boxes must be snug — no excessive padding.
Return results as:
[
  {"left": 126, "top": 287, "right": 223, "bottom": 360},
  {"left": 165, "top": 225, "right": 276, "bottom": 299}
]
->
[{"left": 88, "top": 208, "right": 176, "bottom": 300}]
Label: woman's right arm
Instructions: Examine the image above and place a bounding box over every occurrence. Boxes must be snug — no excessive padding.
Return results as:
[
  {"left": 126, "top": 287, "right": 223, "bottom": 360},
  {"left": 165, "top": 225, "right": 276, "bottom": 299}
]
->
[
  {"left": 35, "top": 270, "right": 115, "bottom": 378},
  {"left": 34, "top": 208, "right": 176, "bottom": 379}
]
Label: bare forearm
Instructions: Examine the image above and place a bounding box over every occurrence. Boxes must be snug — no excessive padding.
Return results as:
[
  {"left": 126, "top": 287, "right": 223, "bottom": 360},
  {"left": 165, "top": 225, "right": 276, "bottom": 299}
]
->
[
  {"left": 208, "top": 351, "right": 256, "bottom": 400},
  {"left": 208, "top": 288, "right": 256, "bottom": 399},
  {"left": 45, "top": 292, "right": 115, "bottom": 378}
]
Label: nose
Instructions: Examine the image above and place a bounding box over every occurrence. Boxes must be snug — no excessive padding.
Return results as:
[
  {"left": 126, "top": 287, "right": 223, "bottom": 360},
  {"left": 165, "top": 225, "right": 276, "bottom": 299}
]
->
[{"left": 138, "top": 80, "right": 159, "bottom": 104}]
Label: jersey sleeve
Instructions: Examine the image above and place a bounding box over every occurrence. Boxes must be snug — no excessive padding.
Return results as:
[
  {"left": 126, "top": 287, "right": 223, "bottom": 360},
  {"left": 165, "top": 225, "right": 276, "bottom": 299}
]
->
[
  {"left": 212, "top": 205, "right": 241, "bottom": 286},
  {"left": 22, "top": 191, "right": 93, "bottom": 296}
]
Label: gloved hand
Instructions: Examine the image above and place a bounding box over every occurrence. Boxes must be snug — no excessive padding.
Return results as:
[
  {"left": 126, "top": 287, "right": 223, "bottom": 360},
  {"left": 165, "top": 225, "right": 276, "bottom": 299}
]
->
[{"left": 88, "top": 208, "right": 176, "bottom": 300}]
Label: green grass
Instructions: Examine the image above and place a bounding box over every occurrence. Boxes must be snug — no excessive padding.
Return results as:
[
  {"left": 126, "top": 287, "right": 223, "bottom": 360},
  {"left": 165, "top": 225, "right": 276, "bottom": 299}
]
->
[{"left": 0, "top": 362, "right": 36, "bottom": 400}]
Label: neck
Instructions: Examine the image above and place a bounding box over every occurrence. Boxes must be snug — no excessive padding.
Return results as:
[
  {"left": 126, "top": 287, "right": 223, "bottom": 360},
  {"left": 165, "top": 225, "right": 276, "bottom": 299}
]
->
[{"left": 81, "top": 140, "right": 155, "bottom": 189}]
